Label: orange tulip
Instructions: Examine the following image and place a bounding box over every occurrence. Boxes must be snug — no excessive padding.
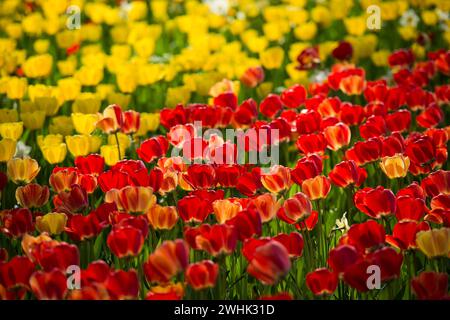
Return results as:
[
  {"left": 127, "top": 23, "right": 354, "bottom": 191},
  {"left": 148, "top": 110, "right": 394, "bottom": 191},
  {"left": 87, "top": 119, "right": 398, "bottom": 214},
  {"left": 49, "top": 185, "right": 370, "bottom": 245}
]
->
[
  {"left": 146, "top": 204, "right": 178, "bottom": 230},
  {"left": 302, "top": 175, "right": 331, "bottom": 200},
  {"left": 105, "top": 186, "right": 156, "bottom": 213},
  {"left": 212, "top": 199, "right": 242, "bottom": 223},
  {"left": 260, "top": 165, "right": 292, "bottom": 193},
  {"left": 7, "top": 157, "right": 40, "bottom": 184}
]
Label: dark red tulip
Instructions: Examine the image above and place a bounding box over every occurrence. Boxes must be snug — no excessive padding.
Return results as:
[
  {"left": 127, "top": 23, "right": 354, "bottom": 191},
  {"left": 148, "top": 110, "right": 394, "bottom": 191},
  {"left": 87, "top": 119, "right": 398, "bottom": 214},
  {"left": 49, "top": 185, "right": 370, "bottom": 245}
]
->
[
  {"left": 327, "top": 245, "right": 361, "bottom": 275},
  {"left": 226, "top": 209, "right": 262, "bottom": 241},
  {"left": 411, "top": 272, "right": 449, "bottom": 300},
  {"left": 332, "top": 41, "right": 353, "bottom": 60},
  {"left": 0, "top": 256, "right": 35, "bottom": 289},
  {"left": 1, "top": 208, "right": 34, "bottom": 238}
]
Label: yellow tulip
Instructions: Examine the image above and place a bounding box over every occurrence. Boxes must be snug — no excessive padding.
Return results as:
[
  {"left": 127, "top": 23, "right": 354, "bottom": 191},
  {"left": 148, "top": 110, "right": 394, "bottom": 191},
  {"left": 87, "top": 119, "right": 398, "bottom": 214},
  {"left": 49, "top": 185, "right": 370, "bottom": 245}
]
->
[
  {"left": 58, "top": 78, "right": 81, "bottom": 102},
  {"left": 7, "top": 157, "right": 40, "bottom": 184},
  {"left": 0, "top": 139, "right": 17, "bottom": 162},
  {"left": 108, "top": 132, "right": 130, "bottom": 150},
  {"left": 88, "top": 135, "right": 102, "bottom": 153},
  {"left": 33, "top": 39, "right": 50, "bottom": 54},
  {"left": 72, "top": 93, "right": 102, "bottom": 114},
  {"left": 416, "top": 228, "right": 450, "bottom": 259},
  {"left": 6, "top": 77, "right": 27, "bottom": 100},
  {"left": 101, "top": 144, "right": 124, "bottom": 166},
  {"left": 41, "top": 143, "right": 67, "bottom": 164},
  {"left": 66, "top": 135, "right": 91, "bottom": 157},
  {"left": 260, "top": 46, "right": 285, "bottom": 69},
  {"left": 37, "top": 134, "right": 64, "bottom": 149},
  {"left": 75, "top": 66, "right": 104, "bottom": 86},
  {"left": 36, "top": 212, "right": 67, "bottom": 235},
  {"left": 0, "top": 122, "right": 23, "bottom": 141},
  {"left": 20, "top": 111, "right": 46, "bottom": 130},
  {"left": 71, "top": 113, "right": 99, "bottom": 135},
  {"left": 23, "top": 54, "right": 53, "bottom": 78},
  {"left": 294, "top": 22, "right": 317, "bottom": 41},
  {"left": 57, "top": 58, "right": 78, "bottom": 76},
  {"left": 0, "top": 109, "right": 19, "bottom": 123},
  {"left": 48, "top": 116, "right": 74, "bottom": 136},
  {"left": 34, "top": 97, "right": 59, "bottom": 116},
  {"left": 135, "top": 113, "right": 160, "bottom": 137},
  {"left": 106, "top": 92, "right": 131, "bottom": 110},
  {"left": 380, "top": 154, "right": 410, "bottom": 179},
  {"left": 344, "top": 17, "right": 366, "bottom": 37}
]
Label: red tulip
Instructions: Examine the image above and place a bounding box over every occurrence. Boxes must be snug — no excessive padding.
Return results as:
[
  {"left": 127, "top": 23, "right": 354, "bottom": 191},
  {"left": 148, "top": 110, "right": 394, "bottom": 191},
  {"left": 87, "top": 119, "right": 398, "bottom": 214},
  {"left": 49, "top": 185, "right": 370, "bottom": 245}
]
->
[
  {"left": 386, "top": 221, "right": 430, "bottom": 250},
  {"left": 107, "top": 226, "right": 144, "bottom": 258},
  {"left": 236, "top": 168, "right": 262, "bottom": 196},
  {"left": 329, "top": 160, "right": 367, "bottom": 188},
  {"left": 214, "top": 93, "right": 238, "bottom": 111},
  {"left": 359, "top": 115, "right": 387, "bottom": 140},
  {"left": 388, "top": 49, "right": 414, "bottom": 68},
  {"left": 345, "top": 137, "right": 382, "bottom": 166},
  {"left": 317, "top": 97, "right": 341, "bottom": 118},
  {"left": 295, "top": 109, "right": 321, "bottom": 134},
  {"left": 137, "top": 136, "right": 168, "bottom": 163},
  {"left": 30, "top": 269, "right": 68, "bottom": 300},
  {"left": 421, "top": 170, "right": 450, "bottom": 198},
  {"left": 260, "top": 94, "right": 283, "bottom": 118},
  {"left": 121, "top": 110, "right": 140, "bottom": 134},
  {"left": 364, "top": 81, "right": 388, "bottom": 103},
  {"left": 65, "top": 213, "right": 104, "bottom": 241},
  {"left": 184, "top": 164, "right": 216, "bottom": 189},
  {"left": 339, "top": 102, "right": 365, "bottom": 126},
  {"left": 397, "top": 182, "right": 425, "bottom": 200},
  {"left": 160, "top": 104, "right": 189, "bottom": 129},
  {"left": 281, "top": 84, "right": 307, "bottom": 108},
  {"left": 277, "top": 192, "right": 312, "bottom": 224},
  {"left": 185, "top": 260, "right": 219, "bottom": 290},
  {"left": 177, "top": 194, "right": 212, "bottom": 223},
  {"left": 31, "top": 241, "right": 79, "bottom": 272},
  {"left": 291, "top": 154, "right": 323, "bottom": 185},
  {"left": 272, "top": 232, "right": 304, "bottom": 258},
  {"left": 306, "top": 268, "right": 338, "bottom": 295},
  {"left": 347, "top": 220, "right": 385, "bottom": 252},
  {"left": 215, "top": 164, "right": 243, "bottom": 187},
  {"left": 247, "top": 241, "right": 291, "bottom": 285},
  {"left": 354, "top": 186, "right": 396, "bottom": 219},
  {"left": 75, "top": 154, "right": 105, "bottom": 175},
  {"left": 296, "top": 133, "right": 327, "bottom": 155},
  {"left": 417, "top": 104, "right": 444, "bottom": 128},
  {"left": 105, "top": 269, "right": 139, "bottom": 300},
  {"left": 55, "top": 184, "right": 89, "bottom": 213},
  {"left": 98, "top": 169, "right": 129, "bottom": 192},
  {"left": 411, "top": 272, "right": 449, "bottom": 300},
  {"left": 385, "top": 110, "right": 411, "bottom": 132},
  {"left": 366, "top": 247, "right": 403, "bottom": 281},
  {"left": 143, "top": 240, "right": 189, "bottom": 284},
  {"left": 0, "top": 256, "right": 35, "bottom": 289},
  {"left": 184, "top": 224, "right": 237, "bottom": 256},
  {"left": 232, "top": 98, "right": 258, "bottom": 127},
  {"left": 381, "top": 132, "right": 405, "bottom": 157},
  {"left": 395, "top": 196, "right": 428, "bottom": 222}
]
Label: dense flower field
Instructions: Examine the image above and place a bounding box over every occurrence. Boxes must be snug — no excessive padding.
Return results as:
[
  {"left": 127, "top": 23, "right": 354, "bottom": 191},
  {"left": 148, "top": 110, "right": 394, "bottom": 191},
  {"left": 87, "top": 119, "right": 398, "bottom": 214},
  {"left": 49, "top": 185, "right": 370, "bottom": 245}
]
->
[{"left": 0, "top": 0, "right": 449, "bottom": 300}]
